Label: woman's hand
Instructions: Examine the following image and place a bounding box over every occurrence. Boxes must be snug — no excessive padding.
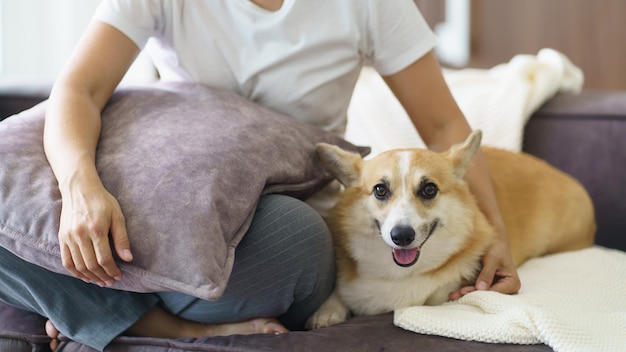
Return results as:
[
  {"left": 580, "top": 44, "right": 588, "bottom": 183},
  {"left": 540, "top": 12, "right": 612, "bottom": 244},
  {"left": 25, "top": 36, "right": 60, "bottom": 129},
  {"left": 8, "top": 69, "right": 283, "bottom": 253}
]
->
[
  {"left": 58, "top": 178, "right": 132, "bottom": 287},
  {"left": 449, "top": 233, "right": 521, "bottom": 300},
  {"left": 475, "top": 233, "right": 521, "bottom": 294}
]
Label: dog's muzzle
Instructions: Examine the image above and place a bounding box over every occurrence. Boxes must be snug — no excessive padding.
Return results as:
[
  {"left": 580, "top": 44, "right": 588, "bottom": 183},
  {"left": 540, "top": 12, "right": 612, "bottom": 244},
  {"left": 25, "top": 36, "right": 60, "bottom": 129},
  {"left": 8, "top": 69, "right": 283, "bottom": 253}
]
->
[{"left": 390, "top": 220, "right": 439, "bottom": 267}]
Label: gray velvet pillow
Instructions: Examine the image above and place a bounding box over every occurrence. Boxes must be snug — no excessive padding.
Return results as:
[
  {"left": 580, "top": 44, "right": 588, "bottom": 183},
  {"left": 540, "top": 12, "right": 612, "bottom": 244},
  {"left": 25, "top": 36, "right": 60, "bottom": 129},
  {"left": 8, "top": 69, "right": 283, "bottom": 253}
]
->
[{"left": 0, "top": 82, "right": 367, "bottom": 300}]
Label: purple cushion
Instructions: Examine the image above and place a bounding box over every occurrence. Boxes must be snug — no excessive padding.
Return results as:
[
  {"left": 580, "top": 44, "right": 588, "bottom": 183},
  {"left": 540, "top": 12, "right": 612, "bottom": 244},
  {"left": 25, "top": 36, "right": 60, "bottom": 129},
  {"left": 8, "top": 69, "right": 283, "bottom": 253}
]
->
[{"left": 0, "top": 82, "right": 367, "bottom": 301}]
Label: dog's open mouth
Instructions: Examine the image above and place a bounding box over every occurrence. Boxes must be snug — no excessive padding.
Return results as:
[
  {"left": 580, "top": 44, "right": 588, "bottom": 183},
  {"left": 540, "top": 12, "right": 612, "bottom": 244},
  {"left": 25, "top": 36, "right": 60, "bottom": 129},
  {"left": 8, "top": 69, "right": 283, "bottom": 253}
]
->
[
  {"left": 393, "top": 248, "right": 420, "bottom": 267},
  {"left": 391, "top": 220, "right": 439, "bottom": 267}
]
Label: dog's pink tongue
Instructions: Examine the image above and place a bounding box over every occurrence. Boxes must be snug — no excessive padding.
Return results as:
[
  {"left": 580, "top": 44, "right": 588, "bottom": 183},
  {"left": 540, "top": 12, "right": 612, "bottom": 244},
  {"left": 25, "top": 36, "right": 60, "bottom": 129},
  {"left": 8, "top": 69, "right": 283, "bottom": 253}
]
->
[{"left": 393, "top": 248, "right": 419, "bottom": 265}]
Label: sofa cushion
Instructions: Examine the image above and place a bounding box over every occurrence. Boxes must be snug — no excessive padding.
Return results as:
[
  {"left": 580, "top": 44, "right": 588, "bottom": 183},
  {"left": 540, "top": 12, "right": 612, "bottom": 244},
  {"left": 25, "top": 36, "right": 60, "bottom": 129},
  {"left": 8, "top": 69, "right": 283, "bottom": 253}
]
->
[
  {"left": 0, "top": 302, "right": 49, "bottom": 352},
  {"left": 0, "top": 82, "right": 367, "bottom": 300},
  {"left": 52, "top": 313, "right": 554, "bottom": 352}
]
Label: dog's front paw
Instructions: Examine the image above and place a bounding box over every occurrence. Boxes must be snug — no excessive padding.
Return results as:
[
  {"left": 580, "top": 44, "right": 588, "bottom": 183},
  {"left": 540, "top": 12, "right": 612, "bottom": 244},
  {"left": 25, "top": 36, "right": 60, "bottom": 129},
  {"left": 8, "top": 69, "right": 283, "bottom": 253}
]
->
[{"left": 305, "top": 292, "right": 350, "bottom": 329}]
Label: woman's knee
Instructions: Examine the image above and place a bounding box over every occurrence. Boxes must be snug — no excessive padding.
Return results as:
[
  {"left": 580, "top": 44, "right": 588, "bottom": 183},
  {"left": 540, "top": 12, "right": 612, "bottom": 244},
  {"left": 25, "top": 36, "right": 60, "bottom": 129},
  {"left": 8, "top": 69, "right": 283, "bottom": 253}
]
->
[{"left": 251, "top": 195, "right": 336, "bottom": 328}]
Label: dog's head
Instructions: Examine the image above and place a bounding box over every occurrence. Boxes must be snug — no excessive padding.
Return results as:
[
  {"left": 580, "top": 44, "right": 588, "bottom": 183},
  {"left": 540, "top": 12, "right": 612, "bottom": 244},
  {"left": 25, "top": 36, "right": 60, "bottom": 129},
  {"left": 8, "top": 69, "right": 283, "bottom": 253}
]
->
[{"left": 316, "top": 130, "right": 482, "bottom": 270}]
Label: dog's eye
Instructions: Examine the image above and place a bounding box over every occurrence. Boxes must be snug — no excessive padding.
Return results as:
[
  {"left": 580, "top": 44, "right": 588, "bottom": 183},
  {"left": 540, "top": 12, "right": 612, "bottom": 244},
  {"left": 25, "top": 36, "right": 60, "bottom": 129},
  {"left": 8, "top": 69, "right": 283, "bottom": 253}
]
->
[
  {"left": 373, "top": 184, "right": 389, "bottom": 200},
  {"left": 420, "top": 183, "right": 438, "bottom": 199}
]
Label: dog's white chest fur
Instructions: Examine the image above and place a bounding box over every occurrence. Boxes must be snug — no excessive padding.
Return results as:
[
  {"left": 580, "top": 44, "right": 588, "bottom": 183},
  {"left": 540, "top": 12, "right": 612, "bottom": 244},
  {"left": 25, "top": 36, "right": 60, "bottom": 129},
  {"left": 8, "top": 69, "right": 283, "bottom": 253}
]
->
[
  {"left": 337, "top": 236, "right": 466, "bottom": 315},
  {"left": 339, "top": 272, "right": 457, "bottom": 315}
]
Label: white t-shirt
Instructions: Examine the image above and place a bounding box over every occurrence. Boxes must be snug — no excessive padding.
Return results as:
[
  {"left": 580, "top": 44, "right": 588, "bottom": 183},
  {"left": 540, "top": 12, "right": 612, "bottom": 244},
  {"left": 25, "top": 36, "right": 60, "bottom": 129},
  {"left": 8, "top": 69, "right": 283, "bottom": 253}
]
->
[{"left": 94, "top": 0, "right": 437, "bottom": 134}]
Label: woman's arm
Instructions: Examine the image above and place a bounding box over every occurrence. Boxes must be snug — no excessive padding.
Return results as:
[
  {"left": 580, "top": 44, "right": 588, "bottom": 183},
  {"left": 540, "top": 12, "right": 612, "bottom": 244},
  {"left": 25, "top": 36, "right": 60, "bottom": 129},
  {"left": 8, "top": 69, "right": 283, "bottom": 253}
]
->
[
  {"left": 381, "top": 50, "right": 521, "bottom": 296},
  {"left": 44, "top": 21, "right": 140, "bottom": 287}
]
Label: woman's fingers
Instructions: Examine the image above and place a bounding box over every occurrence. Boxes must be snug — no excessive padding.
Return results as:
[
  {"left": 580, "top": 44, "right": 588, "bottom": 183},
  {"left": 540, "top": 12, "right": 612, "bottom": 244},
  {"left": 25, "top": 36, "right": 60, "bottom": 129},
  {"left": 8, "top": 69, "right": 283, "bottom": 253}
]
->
[
  {"left": 60, "top": 244, "right": 90, "bottom": 283},
  {"left": 58, "top": 198, "right": 127, "bottom": 286},
  {"left": 63, "top": 238, "right": 110, "bottom": 287}
]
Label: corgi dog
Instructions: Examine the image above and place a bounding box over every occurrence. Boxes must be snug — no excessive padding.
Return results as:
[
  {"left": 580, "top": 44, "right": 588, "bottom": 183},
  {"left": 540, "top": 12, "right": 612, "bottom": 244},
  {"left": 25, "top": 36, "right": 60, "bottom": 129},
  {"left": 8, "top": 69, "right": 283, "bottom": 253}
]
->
[{"left": 306, "top": 130, "right": 595, "bottom": 329}]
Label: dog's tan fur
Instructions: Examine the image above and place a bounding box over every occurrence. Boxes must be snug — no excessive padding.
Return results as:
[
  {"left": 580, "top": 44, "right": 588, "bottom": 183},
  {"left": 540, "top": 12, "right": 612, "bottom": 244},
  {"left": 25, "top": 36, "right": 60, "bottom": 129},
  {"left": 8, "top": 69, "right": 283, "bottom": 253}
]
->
[{"left": 307, "top": 130, "right": 595, "bottom": 329}]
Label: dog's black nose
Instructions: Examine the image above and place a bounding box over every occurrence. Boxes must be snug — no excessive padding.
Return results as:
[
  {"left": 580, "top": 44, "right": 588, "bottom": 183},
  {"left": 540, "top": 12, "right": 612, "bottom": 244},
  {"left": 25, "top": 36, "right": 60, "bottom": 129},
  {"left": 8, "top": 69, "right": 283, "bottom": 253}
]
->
[{"left": 391, "top": 226, "right": 415, "bottom": 247}]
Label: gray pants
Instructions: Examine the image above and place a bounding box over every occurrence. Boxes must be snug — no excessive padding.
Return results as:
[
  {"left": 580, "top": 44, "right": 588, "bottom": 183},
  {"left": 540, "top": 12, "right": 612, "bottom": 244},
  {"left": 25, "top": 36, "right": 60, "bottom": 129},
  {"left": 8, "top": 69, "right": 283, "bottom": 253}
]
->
[{"left": 0, "top": 195, "right": 335, "bottom": 351}]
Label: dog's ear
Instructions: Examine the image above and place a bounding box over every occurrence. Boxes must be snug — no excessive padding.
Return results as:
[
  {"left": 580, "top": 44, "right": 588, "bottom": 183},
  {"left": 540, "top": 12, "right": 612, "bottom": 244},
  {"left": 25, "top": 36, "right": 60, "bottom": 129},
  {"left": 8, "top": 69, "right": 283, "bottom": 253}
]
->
[
  {"left": 315, "top": 143, "right": 362, "bottom": 187},
  {"left": 446, "top": 130, "right": 482, "bottom": 179}
]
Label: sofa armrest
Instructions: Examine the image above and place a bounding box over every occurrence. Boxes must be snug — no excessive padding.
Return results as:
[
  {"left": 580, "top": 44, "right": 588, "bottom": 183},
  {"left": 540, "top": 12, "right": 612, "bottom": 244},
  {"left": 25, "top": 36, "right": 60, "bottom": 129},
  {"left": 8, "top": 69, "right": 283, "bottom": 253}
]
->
[
  {"left": 0, "top": 83, "right": 50, "bottom": 121},
  {"left": 523, "top": 90, "right": 626, "bottom": 252}
]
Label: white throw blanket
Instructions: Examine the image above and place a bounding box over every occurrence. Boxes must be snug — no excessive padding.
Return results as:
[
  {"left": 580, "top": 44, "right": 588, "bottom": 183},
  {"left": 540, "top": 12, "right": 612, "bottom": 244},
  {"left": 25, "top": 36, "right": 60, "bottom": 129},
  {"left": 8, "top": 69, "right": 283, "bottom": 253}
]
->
[
  {"left": 394, "top": 247, "right": 626, "bottom": 352},
  {"left": 345, "top": 48, "right": 584, "bottom": 155}
]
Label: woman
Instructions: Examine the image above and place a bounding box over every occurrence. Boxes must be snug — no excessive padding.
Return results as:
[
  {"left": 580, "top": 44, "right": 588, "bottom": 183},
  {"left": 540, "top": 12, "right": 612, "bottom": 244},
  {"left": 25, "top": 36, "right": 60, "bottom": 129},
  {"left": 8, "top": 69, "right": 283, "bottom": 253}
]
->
[{"left": 0, "top": 1, "right": 520, "bottom": 351}]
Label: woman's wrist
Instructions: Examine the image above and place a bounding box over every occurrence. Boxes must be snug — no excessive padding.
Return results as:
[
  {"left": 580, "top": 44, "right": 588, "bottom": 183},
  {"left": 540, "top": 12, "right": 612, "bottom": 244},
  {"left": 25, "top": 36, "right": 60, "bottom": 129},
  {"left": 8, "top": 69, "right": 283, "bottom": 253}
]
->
[{"left": 57, "top": 160, "right": 102, "bottom": 199}]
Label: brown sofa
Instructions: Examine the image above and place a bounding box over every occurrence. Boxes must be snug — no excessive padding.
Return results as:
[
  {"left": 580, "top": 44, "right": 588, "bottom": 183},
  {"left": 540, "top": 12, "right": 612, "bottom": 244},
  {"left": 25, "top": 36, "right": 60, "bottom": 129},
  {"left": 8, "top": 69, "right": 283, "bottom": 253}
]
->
[{"left": 0, "top": 87, "right": 625, "bottom": 352}]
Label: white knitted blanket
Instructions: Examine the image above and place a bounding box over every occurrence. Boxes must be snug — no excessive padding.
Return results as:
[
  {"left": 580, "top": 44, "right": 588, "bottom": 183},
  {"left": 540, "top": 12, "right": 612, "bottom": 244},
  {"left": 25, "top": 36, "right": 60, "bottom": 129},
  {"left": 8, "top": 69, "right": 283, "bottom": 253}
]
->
[
  {"left": 345, "top": 48, "right": 584, "bottom": 156},
  {"left": 394, "top": 247, "right": 626, "bottom": 352}
]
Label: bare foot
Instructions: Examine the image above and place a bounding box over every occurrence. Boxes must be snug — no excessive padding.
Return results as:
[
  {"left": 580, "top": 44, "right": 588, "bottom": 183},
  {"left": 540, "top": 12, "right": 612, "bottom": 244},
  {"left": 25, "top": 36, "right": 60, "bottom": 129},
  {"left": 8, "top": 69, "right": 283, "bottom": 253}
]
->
[
  {"left": 45, "top": 320, "right": 59, "bottom": 351},
  {"left": 202, "top": 317, "right": 288, "bottom": 336},
  {"left": 127, "top": 306, "right": 288, "bottom": 339}
]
